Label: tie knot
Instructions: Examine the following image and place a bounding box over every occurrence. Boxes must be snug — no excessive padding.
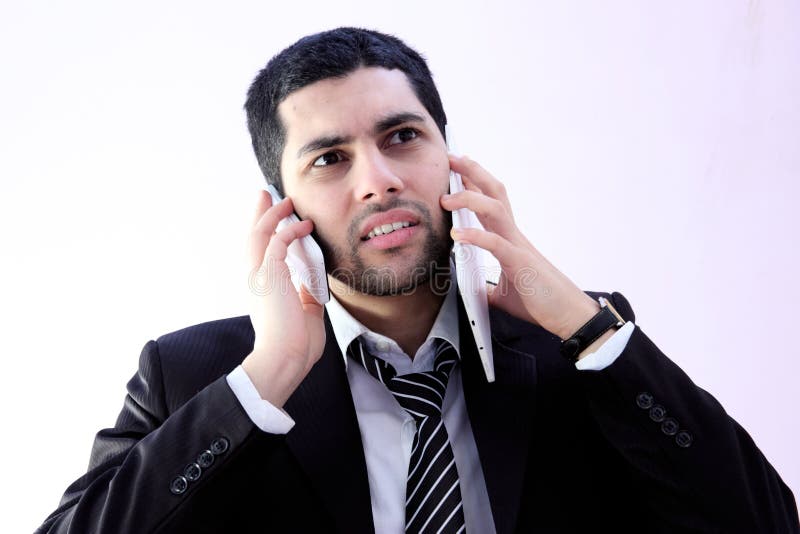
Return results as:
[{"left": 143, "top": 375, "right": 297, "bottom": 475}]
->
[{"left": 347, "top": 338, "right": 459, "bottom": 421}]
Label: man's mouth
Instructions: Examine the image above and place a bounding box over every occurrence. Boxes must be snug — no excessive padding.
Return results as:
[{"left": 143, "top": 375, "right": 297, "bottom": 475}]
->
[{"left": 362, "top": 221, "right": 418, "bottom": 241}]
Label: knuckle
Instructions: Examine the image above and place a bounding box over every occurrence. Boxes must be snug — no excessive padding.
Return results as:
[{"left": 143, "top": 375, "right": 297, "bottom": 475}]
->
[
  {"left": 276, "top": 227, "right": 294, "bottom": 243},
  {"left": 266, "top": 234, "right": 286, "bottom": 256},
  {"left": 254, "top": 214, "right": 277, "bottom": 233}
]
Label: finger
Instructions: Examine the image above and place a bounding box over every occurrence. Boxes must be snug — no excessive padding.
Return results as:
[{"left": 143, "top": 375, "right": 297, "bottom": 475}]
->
[
  {"left": 251, "top": 189, "right": 273, "bottom": 228},
  {"left": 459, "top": 173, "right": 483, "bottom": 195},
  {"left": 248, "top": 196, "right": 296, "bottom": 269},
  {"left": 263, "top": 218, "right": 315, "bottom": 266},
  {"left": 449, "top": 154, "right": 511, "bottom": 213},
  {"left": 450, "top": 226, "right": 527, "bottom": 275},
  {"left": 252, "top": 218, "right": 315, "bottom": 300},
  {"left": 441, "top": 190, "right": 517, "bottom": 238}
]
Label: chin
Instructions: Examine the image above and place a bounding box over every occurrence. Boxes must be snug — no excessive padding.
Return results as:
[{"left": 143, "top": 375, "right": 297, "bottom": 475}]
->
[{"left": 333, "top": 248, "right": 451, "bottom": 297}]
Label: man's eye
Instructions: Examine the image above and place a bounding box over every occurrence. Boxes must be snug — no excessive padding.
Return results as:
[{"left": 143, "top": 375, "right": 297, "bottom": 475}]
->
[
  {"left": 387, "top": 128, "right": 419, "bottom": 146},
  {"left": 312, "top": 152, "right": 342, "bottom": 167}
]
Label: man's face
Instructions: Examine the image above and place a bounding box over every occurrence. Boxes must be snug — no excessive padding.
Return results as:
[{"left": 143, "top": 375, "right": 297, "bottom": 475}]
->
[{"left": 277, "top": 67, "right": 452, "bottom": 296}]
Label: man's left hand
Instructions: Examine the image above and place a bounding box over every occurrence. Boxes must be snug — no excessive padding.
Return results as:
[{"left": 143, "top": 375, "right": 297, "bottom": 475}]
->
[{"left": 440, "top": 154, "right": 600, "bottom": 341}]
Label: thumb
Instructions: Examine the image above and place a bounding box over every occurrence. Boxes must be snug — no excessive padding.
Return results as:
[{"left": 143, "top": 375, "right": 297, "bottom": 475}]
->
[{"left": 297, "top": 282, "right": 325, "bottom": 317}]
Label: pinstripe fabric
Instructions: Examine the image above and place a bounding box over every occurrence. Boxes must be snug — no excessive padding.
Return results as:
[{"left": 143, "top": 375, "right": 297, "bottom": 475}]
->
[{"left": 348, "top": 338, "right": 466, "bottom": 534}]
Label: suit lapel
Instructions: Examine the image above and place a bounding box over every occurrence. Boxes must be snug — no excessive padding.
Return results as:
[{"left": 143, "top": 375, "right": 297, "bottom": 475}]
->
[
  {"left": 284, "top": 312, "right": 374, "bottom": 534},
  {"left": 459, "top": 298, "right": 539, "bottom": 534}
]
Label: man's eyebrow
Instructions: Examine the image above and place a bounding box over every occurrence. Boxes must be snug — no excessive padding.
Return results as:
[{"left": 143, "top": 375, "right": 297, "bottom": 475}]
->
[
  {"left": 295, "top": 112, "right": 427, "bottom": 160},
  {"left": 373, "top": 112, "right": 426, "bottom": 134},
  {"left": 296, "top": 134, "right": 352, "bottom": 159}
]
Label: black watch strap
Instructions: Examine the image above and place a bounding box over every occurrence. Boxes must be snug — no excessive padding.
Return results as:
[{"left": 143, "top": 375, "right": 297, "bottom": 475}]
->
[{"left": 560, "top": 298, "right": 625, "bottom": 361}]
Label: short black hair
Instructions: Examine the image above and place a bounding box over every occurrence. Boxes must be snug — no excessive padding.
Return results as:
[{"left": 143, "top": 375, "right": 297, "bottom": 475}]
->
[{"left": 244, "top": 27, "right": 447, "bottom": 193}]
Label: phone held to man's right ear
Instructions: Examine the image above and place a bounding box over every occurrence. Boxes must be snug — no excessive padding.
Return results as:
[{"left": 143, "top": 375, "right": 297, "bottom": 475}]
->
[{"left": 266, "top": 184, "right": 330, "bottom": 305}]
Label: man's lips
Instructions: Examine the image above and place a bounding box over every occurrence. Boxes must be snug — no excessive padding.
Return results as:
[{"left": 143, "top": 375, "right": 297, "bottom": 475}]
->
[
  {"left": 359, "top": 209, "right": 420, "bottom": 240},
  {"left": 362, "top": 224, "right": 419, "bottom": 250}
]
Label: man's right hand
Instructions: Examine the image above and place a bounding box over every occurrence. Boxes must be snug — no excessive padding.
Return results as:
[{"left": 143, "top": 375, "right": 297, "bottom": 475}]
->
[{"left": 241, "top": 190, "right": 326, "bottom": 408}]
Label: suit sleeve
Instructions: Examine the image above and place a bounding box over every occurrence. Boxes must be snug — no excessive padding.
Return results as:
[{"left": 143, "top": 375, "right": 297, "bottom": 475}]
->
[
  {"left": 36, "top": 339, "right": 275, "bottom": 534},
  {"left": 580, "top": 291, "right": 799, "bottom": 533}
]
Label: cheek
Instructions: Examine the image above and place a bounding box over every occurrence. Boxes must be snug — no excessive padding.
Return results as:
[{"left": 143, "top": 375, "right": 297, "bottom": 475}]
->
[
  {"left": 428, "top": 166, "right": 451, "bottom": 198},
  {"left": 407, "top": 157, "right": 449, "bottom": 193},
  {"left": 303, "top": 205, "right": 351, "bottom": 244},
  {"left": 288, "top": 187, "right": 327, "bottom": 221}
]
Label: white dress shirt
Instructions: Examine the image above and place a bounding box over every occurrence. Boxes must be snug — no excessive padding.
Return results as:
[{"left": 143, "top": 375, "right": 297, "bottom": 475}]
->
[{"left": 227, "top": 278, "right": 635, "bottom": 533}]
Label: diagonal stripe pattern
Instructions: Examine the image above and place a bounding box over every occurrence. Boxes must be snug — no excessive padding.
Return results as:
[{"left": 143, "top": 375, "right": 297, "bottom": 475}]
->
[{"left": 348, "top": 337, "right": 466, "bottom": 534}]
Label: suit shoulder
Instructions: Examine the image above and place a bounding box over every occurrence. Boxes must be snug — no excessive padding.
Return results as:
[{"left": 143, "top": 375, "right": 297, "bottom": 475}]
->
[
  {"left": 150, "top": 315, "right": 255, "bottom": 393},
  {"left": 155, "top": 315, "right": 254, "bottom": 349}
]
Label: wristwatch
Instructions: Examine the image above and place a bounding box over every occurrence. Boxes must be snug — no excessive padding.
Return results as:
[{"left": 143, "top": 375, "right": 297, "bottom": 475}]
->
[{"left": 560, "top": 297, "right": 626, "bottom": 361}]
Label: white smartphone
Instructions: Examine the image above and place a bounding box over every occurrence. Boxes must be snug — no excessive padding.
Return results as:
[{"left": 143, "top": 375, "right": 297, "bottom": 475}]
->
[
  {"left": 265, "top": 184, "right": 330, "bottom": 305},
  {"left": 446, "top": 126, "right": 495, "bottom": 382}
]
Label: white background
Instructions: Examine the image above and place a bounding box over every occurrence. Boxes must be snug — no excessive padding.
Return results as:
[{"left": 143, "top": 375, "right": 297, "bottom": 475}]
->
[{"left": 1, "top": 1, "right": 798, "bottom": 530}]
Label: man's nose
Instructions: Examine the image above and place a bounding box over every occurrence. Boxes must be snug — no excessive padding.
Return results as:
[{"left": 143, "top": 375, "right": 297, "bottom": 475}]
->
[{"left": 353, "top": 150, "right": 404, "bottom": 202}]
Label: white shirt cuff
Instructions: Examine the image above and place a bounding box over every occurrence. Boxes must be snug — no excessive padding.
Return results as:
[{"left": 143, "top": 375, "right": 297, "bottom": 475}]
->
[
  {"left": 575, "top": 321, "right": 635, "bottom": 371},
  {"left": 226, "top": 365, "right": 296, "bottom": 434}
]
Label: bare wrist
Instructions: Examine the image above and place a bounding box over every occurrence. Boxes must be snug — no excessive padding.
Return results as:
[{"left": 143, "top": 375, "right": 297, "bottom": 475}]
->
[
  {"left": 241, "top": 351, "right": 306, "bottom": 408},
  {"left": 556, "top": 295, "right": 601, "bottom": 340}
]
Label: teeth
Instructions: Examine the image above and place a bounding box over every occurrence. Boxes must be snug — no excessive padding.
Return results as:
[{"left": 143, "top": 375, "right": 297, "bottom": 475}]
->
[{"left": 365, "top": 221, "right": 413, "bottom": 240}]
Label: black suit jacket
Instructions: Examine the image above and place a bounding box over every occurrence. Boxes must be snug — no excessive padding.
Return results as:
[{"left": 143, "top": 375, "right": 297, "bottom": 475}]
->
[{"left": 38, "top": 291, "right": 799, "bottom": 533}]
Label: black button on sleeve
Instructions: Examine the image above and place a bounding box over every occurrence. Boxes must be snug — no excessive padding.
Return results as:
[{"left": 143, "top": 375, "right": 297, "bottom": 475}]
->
[
  {"left": 661, "top": 417, "right": 679, "bottom": 436},
  {"left": 648, "top": 405, "right": 667, "bottom": 422},
  {"left": 636, "top": 392, "right": 654, "bottom": 409},
  {"left": 197, "top": 450, "right": 215, "bottom": 468},
  {"left": 170, "top": 476, "right": 188, "bottom": 495},
  {"left": 210, "top": 437, "right": 230, "bottom": 455},
  {"left": 184, "top": 463, "right": 202, "bottom": 482},
  {"left": 676, "top": 431, "right": 694, "bottom": 448}
]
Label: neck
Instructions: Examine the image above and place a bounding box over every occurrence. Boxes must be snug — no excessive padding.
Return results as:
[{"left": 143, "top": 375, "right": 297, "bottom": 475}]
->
[{"left": 329, "top": 276, "right": 450, "bottom": 359}]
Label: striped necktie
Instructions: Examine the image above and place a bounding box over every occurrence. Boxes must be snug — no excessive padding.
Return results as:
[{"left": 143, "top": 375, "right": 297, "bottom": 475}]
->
[{"left": 347, "top": 337, "right": 466, "bottom": 534}]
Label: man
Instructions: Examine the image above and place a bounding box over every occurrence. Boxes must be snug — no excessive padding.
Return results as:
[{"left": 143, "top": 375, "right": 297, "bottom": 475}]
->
[{"left": 38, "top": 27, "right": 798, "bottom": 533}]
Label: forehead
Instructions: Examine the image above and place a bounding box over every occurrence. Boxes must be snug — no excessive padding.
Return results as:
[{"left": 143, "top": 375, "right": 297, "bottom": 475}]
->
[{"left": 277, "top": 67, "right": 431, "bottom": 148}]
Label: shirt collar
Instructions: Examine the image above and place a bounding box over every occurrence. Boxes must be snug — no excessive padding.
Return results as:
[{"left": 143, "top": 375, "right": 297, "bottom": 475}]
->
[{"left": 325, "top": 259, "right": 460, "bottom": 371}]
